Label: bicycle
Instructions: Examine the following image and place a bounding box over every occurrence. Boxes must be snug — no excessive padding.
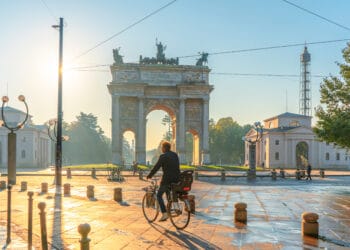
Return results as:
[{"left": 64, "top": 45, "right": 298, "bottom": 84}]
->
[{"left": 142, "top": 171, "right": 193, "bottom": 230}]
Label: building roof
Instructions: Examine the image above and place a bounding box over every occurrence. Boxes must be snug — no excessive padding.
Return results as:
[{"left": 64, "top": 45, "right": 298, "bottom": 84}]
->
[
  {"left": 263, "top": 112, "right": 311, "bottom": 122},
  {"left": 0, "top": 106, "right": 32, "bottom": 118}
]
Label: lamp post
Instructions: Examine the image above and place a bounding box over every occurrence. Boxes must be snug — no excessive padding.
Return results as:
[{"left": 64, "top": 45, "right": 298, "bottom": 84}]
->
[
  {"left": 1, "top": 95, "right": 29, "bottom": 185},
  {"left": 243, "top": 121, "right": 263, "bottom": 180},
  {"left": 52, "top": 17, "right": 64, "bottom": 186},
  {"left": 47, "top": 118, "right": 69, "bottom": 185}
]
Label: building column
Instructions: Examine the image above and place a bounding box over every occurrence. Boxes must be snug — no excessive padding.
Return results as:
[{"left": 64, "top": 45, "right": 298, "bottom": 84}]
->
[
  {"left": 291, "top": 139, "right": 296, "bottom": 168},
  {"left": 177, "top": 98, "right": 186, "bottom": 164},
  {"left": 201, "top": 97, "right": 210, "bottom": 165},
  {"left": 136, "top": 97, "right": 146, "bottom": 164},
  {"left": 111, "top": 94, "right": 122, "bottom": 164}
]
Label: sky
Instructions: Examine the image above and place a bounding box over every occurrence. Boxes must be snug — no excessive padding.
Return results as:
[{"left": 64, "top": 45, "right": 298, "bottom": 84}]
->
[{"left": 0, "top": 0, "right": 349, "bottom": 150}]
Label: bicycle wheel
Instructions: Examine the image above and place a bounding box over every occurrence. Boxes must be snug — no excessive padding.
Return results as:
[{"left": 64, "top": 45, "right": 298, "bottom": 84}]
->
[
  {"left": 168, "top": 199, "right": 190, "bottom": 230},
  {"left": 142, "top": 193, "right": 159, "bottom": 222}
]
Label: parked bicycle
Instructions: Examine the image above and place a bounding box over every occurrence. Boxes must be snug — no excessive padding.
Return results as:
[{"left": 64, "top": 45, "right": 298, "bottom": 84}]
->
[{"left": 142, "top": 170, "right": 194, "bottom": 230}]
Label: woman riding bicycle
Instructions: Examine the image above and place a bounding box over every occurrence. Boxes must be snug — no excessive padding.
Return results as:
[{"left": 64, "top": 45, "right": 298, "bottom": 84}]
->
[{"left": 147, "top": 141, "right": 180, "bottom": 222}]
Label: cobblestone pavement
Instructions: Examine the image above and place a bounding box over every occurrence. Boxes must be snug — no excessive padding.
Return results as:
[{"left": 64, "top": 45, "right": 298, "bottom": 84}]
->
[{"left": 0, "top": 172, "right": 350, "bottom": 249}]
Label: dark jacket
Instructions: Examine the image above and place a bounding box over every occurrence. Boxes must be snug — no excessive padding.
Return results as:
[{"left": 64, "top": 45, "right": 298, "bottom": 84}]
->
[
  {"left": 307, "top": 165, "right": 312, "bottom": 174},
  {"left": 147, "top": 151, "right": 180, "bottom": 185}
]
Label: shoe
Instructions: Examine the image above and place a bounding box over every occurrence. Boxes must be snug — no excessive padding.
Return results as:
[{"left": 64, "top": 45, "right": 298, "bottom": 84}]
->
[{"left": 159, "top": 213, "right": 169, "bottom": 222}]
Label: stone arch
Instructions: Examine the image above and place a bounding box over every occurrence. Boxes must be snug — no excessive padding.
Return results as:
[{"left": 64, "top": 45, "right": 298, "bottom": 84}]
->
[
  {"left": 108, "top": 59, "right": 213, "bottom": 165},
  {"left": 296, "top": 141, "right": 309, "bottom": 168}
]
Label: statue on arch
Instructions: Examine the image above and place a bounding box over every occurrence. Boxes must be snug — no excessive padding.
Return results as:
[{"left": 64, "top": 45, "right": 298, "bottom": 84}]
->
[
  {"left": 113, "top": 47, "right": 124, "bottom": 65},
  {"left": 156, "top": 40, "right": 166, "bottom": 63},
  {"left": 196, "top": 52, "right": 209, "bottom": 66}
]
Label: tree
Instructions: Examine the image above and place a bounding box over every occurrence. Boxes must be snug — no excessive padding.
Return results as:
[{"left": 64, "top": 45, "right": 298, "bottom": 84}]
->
[
  {"left": 63, "top": 112, "right": 111, "bottom": 164},
  {"left": 314, "top": 43, "right": 350, "bottom": 148},
  {"left": 161, "top": 114, "right": 173, "bottom": 141},
  {"left": 209, "top": 117, "right": 251, "bottom": 165}
]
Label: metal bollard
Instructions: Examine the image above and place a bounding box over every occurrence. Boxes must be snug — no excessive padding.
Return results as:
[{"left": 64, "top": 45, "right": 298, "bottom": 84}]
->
[
  {"left": 188, "top": 195, "right": 195, "bottom": 214},
  {"left": 280, "top": 169, "right": 285, "bottom": 178},
  {"left": 64, "top": 183, "right": 71, "bottom": 196},
  {"left": 6, "top": 184, "right": 12, "bottom": 244},
  {"left": 234, "top": 202, "right": 247, "bottom": 223},
  {"left": 139, "top": 170, "right": 143, "bottom": 180},
  {"left": 87, "top": 185, "right": 94, "bottom": 199},
  {"left": 271, "top": 169, "right": 277, "bottom": 180},
  {"left": 113, "top": 188, "right": 123, "bottom": 202},
  {"left": 67, "top": 168, "right": 72, "bottom": 179},
  {"left": 38, "top": 202, "right": 48, "bottom": 250},
  {"left": 41, "top": 182, "right": 48, "bottom": 193},
  {"left": 295, "top": 169, "right": 301, "bottom": 180},
  {"left": 0, "top": 180, "right": 6, "bottom": 190},
  {"left": 194, "top": 171, "right": 198, "bottom": 180},
  {"left": 21, "top": 181, "right": 27, "bottom": 191},
  {"left": 320, "top": 169, "right": 325, "bottom": 178},
  {"left": 28, "top": 191, "right": 34, "bottom": 249},
  {"left": 91, "top": 168, "right": 96, "bottom": 178},
  {"left": 78, "top": 223, "right": 91, "bottom": 250},
  {"left": 302, "top": 212, "right": 319, "bottom": 237},
  {"left": 221, "top": 170, "right": 226, "bottom": 181}
]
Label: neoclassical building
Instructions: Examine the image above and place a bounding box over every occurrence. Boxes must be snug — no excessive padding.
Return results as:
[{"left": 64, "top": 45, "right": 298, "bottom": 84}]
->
[
  {"left": 108, "top": 45, "right": 213, "bottom": 165},
  {"left": 0, "top": 106, "right": 51, "bottom": 169},
  {"left": 244, "top": 112, "right": 350, "bottom": 169}
]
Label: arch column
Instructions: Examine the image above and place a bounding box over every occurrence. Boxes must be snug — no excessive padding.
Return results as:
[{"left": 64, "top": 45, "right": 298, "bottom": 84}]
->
[
  {"left": 176, "top": 97, "right": 186, "bottom": 164},
  {"left": 111, "top": 94, "right": 122, "bottom": 164},
  {"left": 201, "top": 97, "right": 210, "bottom": 165},
  {"left": 136, "top": 97, "right": 146, "bottom": 164}
]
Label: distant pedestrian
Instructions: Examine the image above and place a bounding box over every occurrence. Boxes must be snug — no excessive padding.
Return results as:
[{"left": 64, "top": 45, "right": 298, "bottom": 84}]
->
[
  {"left": 306, "top": 164, "right": 312, "bottom": 180},
  {"left": 132, "top": 161, "right": 138, "bottom": 176}
]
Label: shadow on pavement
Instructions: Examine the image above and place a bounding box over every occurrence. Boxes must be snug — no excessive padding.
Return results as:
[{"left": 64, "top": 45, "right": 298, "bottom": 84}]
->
[
  {"left": 150, "top": 223, "right": 222, "bottom": 250},
  {"left": 51, "top": 186, "right": 63, "bottom": 249}
]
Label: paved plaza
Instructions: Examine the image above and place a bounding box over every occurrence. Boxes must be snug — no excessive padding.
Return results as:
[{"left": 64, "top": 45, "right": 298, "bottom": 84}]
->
[{"left": 0, "top": 170, "right": 350, "bottom": 249}]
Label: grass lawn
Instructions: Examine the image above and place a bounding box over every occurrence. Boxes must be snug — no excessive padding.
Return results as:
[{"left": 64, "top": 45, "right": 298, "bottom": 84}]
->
[{"left": 62, "top": 163, "right": 264, "bottom": 171}]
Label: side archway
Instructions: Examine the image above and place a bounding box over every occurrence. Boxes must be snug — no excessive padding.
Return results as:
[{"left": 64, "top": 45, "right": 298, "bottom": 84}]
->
[{"left": 296, "top": 141, "right": 309, "bottom": 168}]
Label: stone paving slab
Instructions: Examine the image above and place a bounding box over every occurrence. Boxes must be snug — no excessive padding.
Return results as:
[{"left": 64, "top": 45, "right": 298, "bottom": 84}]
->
[{"left": 0, "top": 174, "right": 350, "bottom": 249}]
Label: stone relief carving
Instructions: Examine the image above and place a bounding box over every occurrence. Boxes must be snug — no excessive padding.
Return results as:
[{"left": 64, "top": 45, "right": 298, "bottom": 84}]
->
[
  {"left": 115, "top": 70, "right": 139, "bottom": 82},
  {"left": 185, "top": 101, "right": 202, "bottom": 121},
  {"left": 120, "top": 98, "right": 138, "bottom": 118}
]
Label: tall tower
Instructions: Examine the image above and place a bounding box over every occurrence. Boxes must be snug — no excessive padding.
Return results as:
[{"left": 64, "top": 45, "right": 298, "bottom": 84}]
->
[{"left": 299, "top": 46, "right": 311, "bottom": 116}]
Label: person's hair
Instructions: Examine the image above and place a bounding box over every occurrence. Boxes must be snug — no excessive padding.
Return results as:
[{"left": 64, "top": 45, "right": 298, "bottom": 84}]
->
[{"left": 162, "top": 141, "right": 171, "bottom": 152}]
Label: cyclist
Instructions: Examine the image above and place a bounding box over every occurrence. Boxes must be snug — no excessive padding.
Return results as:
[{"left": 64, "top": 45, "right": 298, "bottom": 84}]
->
[{"left": 147, "top": 141, "right": 180, "bottom": 222}]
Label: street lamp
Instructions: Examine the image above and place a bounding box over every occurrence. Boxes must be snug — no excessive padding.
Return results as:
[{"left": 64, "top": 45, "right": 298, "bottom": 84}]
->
[
  {"left": 47, "top": 119, "right": 69, "bottom": 173},
  {"left": 243, "top": 121, "right": 263, "bottom": 180},
  {"left": 52, "top": 17, "right": 64, "bottom": 186},
  {"left": 1, "top": 95, "right": 29, "bottom": 185}
]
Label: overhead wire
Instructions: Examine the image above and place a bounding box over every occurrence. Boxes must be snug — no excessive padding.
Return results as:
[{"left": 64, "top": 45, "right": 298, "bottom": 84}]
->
[
  {"left": 72, "top": 0, "right": 178, "bottom": 62},
  {"left": 179, "top": 38, "right": 350, "bottom": 58},
  {"left": 211, "top": 72, "right": 327, "bottom": 78},
  {"left": 281, "top": 0, "right": 350, "bottom": 32},
  {"left": 66, "top": 37, "right": 350, "bottom": 70},
  {"left": 40, "top": 0, "right": 58, "bottom": 22}
]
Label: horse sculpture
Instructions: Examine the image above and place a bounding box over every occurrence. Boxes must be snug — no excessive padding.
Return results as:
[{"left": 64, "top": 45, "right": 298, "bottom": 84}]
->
[{"left": 196, "top": 52, "right": 209, "bottom": 66}]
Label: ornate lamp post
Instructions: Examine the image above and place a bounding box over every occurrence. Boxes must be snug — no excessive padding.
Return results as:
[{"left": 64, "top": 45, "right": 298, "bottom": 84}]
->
[
  {"left": 47, "top": 118, "right": 69, "bottom": 185},
  {"left": 243, "top": 121, "right": 263, "bottom": 180},
  {"left": 1, "top": 95, "right": 29, "bottom": 185}
]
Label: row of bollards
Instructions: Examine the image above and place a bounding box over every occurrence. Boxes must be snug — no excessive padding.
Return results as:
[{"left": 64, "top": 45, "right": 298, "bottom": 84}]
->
[
  {"left": 234, "top": 202, "right": 319, "bottom": 237},
  {"left": 192, "top": 169, "right": 325, "bottom": 181}
]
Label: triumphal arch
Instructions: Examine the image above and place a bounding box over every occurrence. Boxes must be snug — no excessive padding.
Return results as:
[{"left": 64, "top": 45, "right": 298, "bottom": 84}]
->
[{"left": 108, "top": 43, "right": 213, "bottom": 165}]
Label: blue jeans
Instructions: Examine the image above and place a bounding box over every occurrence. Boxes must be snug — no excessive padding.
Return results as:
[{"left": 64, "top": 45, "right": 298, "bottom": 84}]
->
[{"left": 157, "top": 184, "right": 169, "bottom": 213}]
